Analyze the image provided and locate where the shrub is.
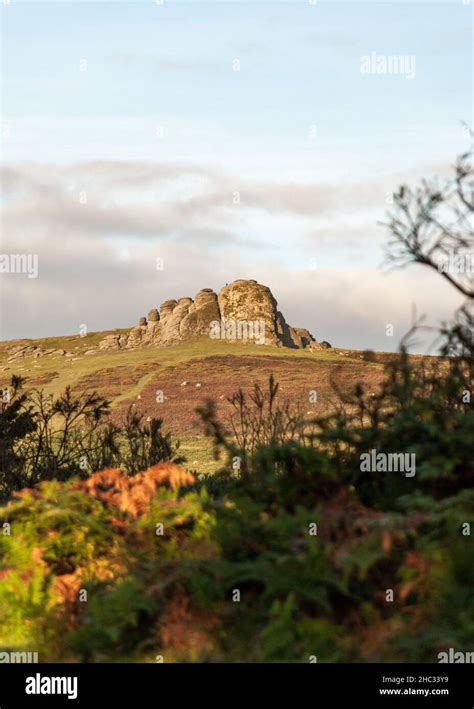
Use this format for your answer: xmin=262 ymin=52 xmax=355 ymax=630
xmin=0 ymin=383 xmax=183 ymax=499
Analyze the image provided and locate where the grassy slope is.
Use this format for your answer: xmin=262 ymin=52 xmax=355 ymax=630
xmin=0 ymin=331 xmax=428 ymax=474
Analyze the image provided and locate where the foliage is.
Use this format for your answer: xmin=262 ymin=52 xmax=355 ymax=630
xmin=384 ymin=149 xmax=473 ymax=297
xmin=0 ymin=383 xmax=182 ymax=499
xmin=0 ymin=376 xmax=37 ymax=496
xmin=0 ymin=464 xmax=216 ymax=661
xmin=197 ymin=374 xmax=310 ymax=479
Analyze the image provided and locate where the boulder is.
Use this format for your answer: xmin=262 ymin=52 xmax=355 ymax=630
xmin=98 ymin=335 xmax=121 ymax=351
xmin=179 ymin=289 xmax=220 ymax=339
xmin=126 ymin=327 xmax=144 ymax=349
xmin=158 ymin=300 xmax=177 ymax=325
xmin=159 ymin=298 xmax=193 ymax=345
xmin=217 ymin=279 xmax=283 ymax=346
xmin=289 ymin=327 xmax=316 ymax=349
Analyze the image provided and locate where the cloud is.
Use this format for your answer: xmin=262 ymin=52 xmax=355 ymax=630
xmin=1 ymin=161 xmax=234 ymax=241
xmin=0 ymin=159 xmax=462 ymax=351
xmin=2 ymin=159 xmax=434 ymax=245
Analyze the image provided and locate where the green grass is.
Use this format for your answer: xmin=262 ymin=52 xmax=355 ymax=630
xmin=178 ymin=435 xmax=222 ymax=475
xmin=0 ymin=334 xmax=354 ymax=397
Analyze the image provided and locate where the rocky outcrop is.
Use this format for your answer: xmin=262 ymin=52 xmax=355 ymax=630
xmin=6 ymin=344 xmax=74 ymax=361
xmin=97 ymin=279 xmax=331 ymax=352
xmin=98 ymin=333 xmax=129 ymax=351
xmin=289 ymin=327 xmax=317 ymax=349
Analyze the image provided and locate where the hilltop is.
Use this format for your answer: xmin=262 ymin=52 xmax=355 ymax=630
xmin=0 ymin=279 xmax=436 ymax=473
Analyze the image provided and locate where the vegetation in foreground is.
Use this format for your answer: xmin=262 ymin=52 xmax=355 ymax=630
xmin=0 ymin=302 xmax=472 ymax=662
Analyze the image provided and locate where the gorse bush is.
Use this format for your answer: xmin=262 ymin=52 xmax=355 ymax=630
xmin=0 ymin=375 xmax=37 ymax=495
xmin=0 ymin=381 xmax=182 ymax=499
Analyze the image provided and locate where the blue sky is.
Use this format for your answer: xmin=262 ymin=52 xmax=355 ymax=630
xmin=0 ymin=1 xmax=472 ymax=349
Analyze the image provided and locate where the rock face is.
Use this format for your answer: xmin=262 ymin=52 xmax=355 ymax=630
xmin=218 ymin=280 xmax=282 ymax=347
xmin=98 ymin=279 xmax=330 ymax=351
xmin=180 ymin=289 xmax=221 ymax=341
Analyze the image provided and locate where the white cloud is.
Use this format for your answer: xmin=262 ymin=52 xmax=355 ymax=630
xmin=0 ymin=159 xmax=464 ymax=351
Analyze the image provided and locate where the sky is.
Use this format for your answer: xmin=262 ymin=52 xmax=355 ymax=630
xmin=0 ymin=0 xmax=472 ymax=351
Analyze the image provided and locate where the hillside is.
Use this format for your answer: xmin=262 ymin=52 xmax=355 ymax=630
xmin=0 ymin=331 xmax=430 ymax=473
